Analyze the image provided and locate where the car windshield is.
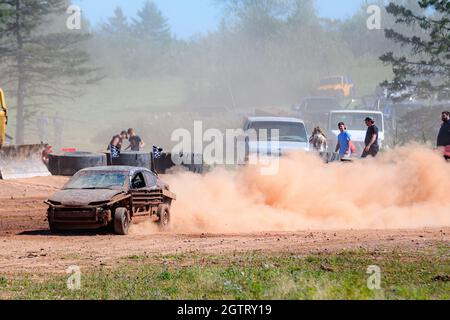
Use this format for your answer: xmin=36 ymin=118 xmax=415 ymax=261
xmin=329 ymin=113 xmax=384 ymax=131
xmin=64 ymin=171 xmax=127 ymax=190
xmin=247 ymin=121 xmax=308 ymax=142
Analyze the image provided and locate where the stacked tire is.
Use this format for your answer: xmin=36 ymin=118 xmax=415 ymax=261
xmin=49 ymin=150 xmax=206 ymax=176
xmin=107 ymin=151 xmax=152 ymax=170
xmin=48 ymin=152 xmax=107 ymax=176
xmin=152 ymin=153 xmax=204 ymax=174
xmin=152 ymin=152 xmax=176 ymax=174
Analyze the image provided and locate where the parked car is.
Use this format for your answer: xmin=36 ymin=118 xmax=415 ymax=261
xmin=243 ymin=117 xmax=310 ymax=157
xmin=292 ymin=96 xmax=342 ymax=131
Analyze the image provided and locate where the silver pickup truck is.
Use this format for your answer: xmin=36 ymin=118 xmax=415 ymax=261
xmin=243 ymin=117 xmax=310 ymax=156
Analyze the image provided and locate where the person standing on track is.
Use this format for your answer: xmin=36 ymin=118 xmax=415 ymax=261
xmin=335 ymin=122 xmax=352 ymax=159
xmin=437 ymin=111 xmax=450 ymax=160
xmin=309 ymin=127 xmax=328 ymax=152
xmin=362 ymin=117 xmax=379 ymax=158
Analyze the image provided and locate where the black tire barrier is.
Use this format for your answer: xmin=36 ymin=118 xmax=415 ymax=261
xmin=182 ymin=153 xmax=204 ymax=174
xmin=48 ymin=152 xmax=107 ymax=176
xmin=152 ymin=153 xmax=204 ymax=174
xmin=106 ymin=151 xmax=152 ymax=170
xmin=152 ymin=153 xmax=175 ymax=174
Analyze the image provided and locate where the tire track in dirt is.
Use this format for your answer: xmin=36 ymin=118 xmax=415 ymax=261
xmin=0 ymin=176 xmax=448 ymax=275
xmin=0 ymin=197 xmax=48 ymax=235
xmin=0 ymin=176 xmax=68 ymax=235
xmin=0 ymin=228 xmax=448 ymax=274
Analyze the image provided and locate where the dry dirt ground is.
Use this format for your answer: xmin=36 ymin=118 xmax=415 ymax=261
xmin=0 ymin=176 xmax=448 ymax=275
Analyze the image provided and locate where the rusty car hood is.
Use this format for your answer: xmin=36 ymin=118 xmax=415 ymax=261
xmin=48 ymin=189 xmax=126 ymax=207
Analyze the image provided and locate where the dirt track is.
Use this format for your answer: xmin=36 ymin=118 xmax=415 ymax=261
xmin=0 ymin=176 xmax=448 ymax=274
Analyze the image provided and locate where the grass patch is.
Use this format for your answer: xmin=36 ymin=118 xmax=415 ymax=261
xmin=1 ymin=248 xmax=448 ymax=300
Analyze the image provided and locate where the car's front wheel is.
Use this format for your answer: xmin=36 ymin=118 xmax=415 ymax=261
xmin=114 ymin=207 xmax=130 ymax=235
xmin=157 ymin=204 xmax=171 ymax=231
xmin=48 ymin=220 xmax=61 ymax=234
xmin=48 ymin=209 xmax=61 ymax=234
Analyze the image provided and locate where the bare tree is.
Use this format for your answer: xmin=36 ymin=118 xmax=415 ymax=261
xmin=0 ymin=0 xmax=99 ymax=144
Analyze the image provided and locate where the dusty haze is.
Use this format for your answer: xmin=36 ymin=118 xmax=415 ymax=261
xmin=131 ymin=145 xmax=450 ymax=234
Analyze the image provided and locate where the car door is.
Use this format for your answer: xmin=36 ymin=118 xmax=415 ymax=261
xmin=130 ymin=171 xmax=151 ymax=214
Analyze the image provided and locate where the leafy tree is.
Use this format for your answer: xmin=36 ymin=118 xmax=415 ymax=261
xmin=395 ymin=105 xmax=442 ymax=144
xmin=215 ymin=0 xmax=292 ymax=41
xmin=287 ymin=0 xmax=318 ymax=27
xmin=0 ymin=0 xmax=98 ymax=144
xmin=101 ymin=7 xmax=130 ymax=37
xmin=380 ymin=0 xmax=450 ymax=99
xmin=132 ymin=1 xmax=171 ymax=46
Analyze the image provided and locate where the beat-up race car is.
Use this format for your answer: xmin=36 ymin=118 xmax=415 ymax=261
xmin=45 ymin=166 xmax=176 ymax=235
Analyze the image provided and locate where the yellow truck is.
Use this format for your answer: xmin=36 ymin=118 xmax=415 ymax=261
xmin=0 ymin=87 xmax=51 ymax=179
xmin=318 ymin=76 xmax=355 ymax=98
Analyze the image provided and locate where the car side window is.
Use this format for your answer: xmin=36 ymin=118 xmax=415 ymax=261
xmin=131 ymin=172 xmax=146 ymax=189
xmin=144 ymin=172 xmax=157 ymax=187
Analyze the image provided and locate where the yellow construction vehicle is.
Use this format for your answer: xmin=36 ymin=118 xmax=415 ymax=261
xmin=318 ymin=75 xmax=355 ymax=98
xmin=0 ymin=88 xmax=7 ymax=147
xmin=0 ymin=87 xmax=51 ymax=180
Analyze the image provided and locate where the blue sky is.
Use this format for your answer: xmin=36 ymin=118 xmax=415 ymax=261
xmin=73 ymin=0 xmax=364 ymax=38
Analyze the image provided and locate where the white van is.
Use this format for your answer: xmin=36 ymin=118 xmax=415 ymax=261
xmin=328 ymin=110 xmax=385 ymax=156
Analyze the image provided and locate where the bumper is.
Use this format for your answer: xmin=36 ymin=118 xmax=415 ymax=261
xmin=47 ymin=206 xmax=112 ymax=230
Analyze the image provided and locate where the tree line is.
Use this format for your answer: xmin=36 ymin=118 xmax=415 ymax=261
xmin=0 ymin=0 xmax=448 ymax=144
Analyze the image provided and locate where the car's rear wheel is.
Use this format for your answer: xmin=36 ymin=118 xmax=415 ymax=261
xmin=114 ymin=207 xmax=130 ymax=235
xmin=157 ymin=204 xmax=171 ymax=230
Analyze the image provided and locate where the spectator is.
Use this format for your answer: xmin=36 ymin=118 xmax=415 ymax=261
xmin=362 ymin=117 xmax=380 ymax=158
xmin=41 ymin=145 xmax=53 ymax=166
xmin=437 ymin=111 xmax=450 ymax=160
xmin=107 ymin=130 xmax=128 ymax=151
xmin=118 ymin=130 xmax=128 ymax=150
xmin=309 ymin=127 xmax=328 ymax=152
xmin=109 ymin=135 xmax=121 ymax=159
xmin=126 ymin=128 xmax=145 ymax=152
xmin=335 ymin=122 xmax=352 ymax=159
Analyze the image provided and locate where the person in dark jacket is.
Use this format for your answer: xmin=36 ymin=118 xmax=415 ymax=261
xmin=361 ymin=117 xmax=379 ymax=158
xmin=437 ymin=111 xmax=450 ymax=160
xmin=126 ymin=128 xmax=145 ymax=152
